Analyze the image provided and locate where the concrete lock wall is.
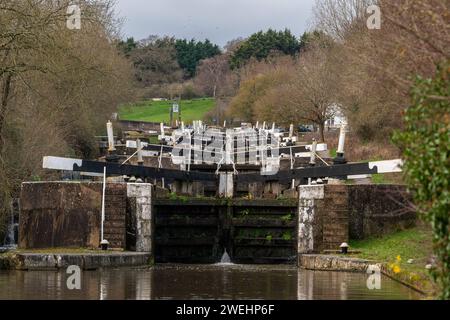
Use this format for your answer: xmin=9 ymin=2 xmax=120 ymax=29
xmin=298 ymin=185 xmax=349 ymax=254
xmin=298 ymin=184 xmax=417 ymax=254
xmin=126 ymin=183 xmax=152 ymax=252
xmin=19 ymin=182 xmax=153 ymax=252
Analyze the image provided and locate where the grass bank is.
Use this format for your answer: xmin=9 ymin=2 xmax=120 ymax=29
xmin=119 ymin=98 xmax=215 ymax=123
xmin=350 ymin=226 xmax=438 ymax=298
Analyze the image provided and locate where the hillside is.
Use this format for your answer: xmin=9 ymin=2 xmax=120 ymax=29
xmin=118 ymin=98 xmax=215 ymax=124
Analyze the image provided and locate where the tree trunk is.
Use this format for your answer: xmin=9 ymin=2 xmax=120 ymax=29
xmin=0 ymin=73 xmax=12 ymax=152
xmin=318 ymin=122 xmax=325 ymax=142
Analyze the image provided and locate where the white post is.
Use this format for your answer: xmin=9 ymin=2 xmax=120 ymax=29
xmin=225 ymin=132 xmax=232 ymax=165
xmin=160 ymin=122 xmax=165 ymax=137
xmin=310 ymin=139 xmax=317 ymax=166
xmin=106 ymin=121 xmax=115 ymax=152
xmin=255 ymin=121 xmax=259 ymax=129
xmin=271 ymin=122 xmax=275 ymax=132
xmin=101 ymin=166 xmax=106 ymax=242
xmin=219 ymin=131 xmax=234 ymax=199
xmin=263 ymin=121 xmax=266 ymax=130
xmin=334 ymin=122 xmax=348 ymax=164
xmin=219 ymin=172 xmax=234 ymax=198
xmin=187 ymin=130 xmax=192 ymax=171
xmin=337 ymin=122 xmax=347 ymax=156
xmin=181 ymin=121 xmax=185 ymax=131
xmin=289 ymin=124 xmax=294 ymax=138
xmin=137 ymin=139 xmax=143 ymax=165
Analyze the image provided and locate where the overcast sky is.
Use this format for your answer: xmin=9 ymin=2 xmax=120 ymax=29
xmin=115 ymin=0 xmax=316 ymax=47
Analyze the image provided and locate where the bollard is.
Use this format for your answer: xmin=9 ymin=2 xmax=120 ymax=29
xmin=340 ymin=242 xmax=349 ymax=254
xmin=101 ymin=239 xmax=109 ymax=251
xmin=334 ymin=123 xmax=348 ymax=164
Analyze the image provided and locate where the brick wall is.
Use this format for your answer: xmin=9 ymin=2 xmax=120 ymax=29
xmin=322 ymin=185 xmax=349 ymax=251
xmin=103 ymin=183 xmax=127 ymax=249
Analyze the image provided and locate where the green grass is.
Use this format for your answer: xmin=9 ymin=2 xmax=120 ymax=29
xmin=350 ymin=227 xmax=432 ymax=263
xmin=350 ymin=226 xmax=438 ymax=296
xmin=149 ymin=136 xmax=159 ymax=144
xmin=330 ymin=148 xmax=337 ymax=158
xmin=119 ymin=98 xmax=215 ymax=124
xmin=371 ymin=173 xmax=386 ymax=184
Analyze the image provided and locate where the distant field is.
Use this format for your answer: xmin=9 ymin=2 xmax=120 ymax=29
xmin=118 ymin=98 xmax=215 ymax=124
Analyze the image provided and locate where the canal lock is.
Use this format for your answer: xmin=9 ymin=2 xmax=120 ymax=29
xmin=152 ymin=199 xmax=298 ymax=264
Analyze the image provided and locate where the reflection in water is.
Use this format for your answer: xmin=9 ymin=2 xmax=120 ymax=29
xmin=99 ymin=271 xmax=108 ymax=300
xmin=0 ymin=264 xmax=421 ymax=300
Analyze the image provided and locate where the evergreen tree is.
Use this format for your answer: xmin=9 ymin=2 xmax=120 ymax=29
xmin=230 ymin=29 xmax=300 ymax=69
xmin=175 ymin=39 xmax=221 ymax=77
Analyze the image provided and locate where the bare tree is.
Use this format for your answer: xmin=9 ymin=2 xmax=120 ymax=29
xmin=129 ymin=36 xmax=183 ymax=86
xmin=313 ymin=0 xmax=376 ymax=40
xmin=195 ymin=54 xmax=231 ymax=98
xmin=256 ymin=45 xmax=339 ymax=142
xmin=227 ymin=62 xmax=294 ymax=122
xmin=312 ymin=0 xmax=449 ymax=140
xmin=290 ymin=50 xmax=339 ymax=142
xmin=0 ymin=0 xmax=134 ymax=230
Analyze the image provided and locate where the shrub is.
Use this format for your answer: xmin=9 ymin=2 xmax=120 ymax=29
xmin=393 ymin=61 xmax=450 ymax=299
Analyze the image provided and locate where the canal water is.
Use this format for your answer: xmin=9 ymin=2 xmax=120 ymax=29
xmin=0 ymin=264 xmax=421 ymax=300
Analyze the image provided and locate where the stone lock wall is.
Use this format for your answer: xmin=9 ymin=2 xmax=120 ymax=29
xmin=298 ymin=184 xmax=417 ymax=255
xmin=19 ymin=180 xmax=414 ymax=260
xmin=19 ymin=182 xmax=153 ymax=253
xmin=19 ymin=182 xmax=123 ymax=249
xmin=298 ymin=185 xmax=349 ymax=254
xmin=348 ymin=185 xmax=416 ymax=239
